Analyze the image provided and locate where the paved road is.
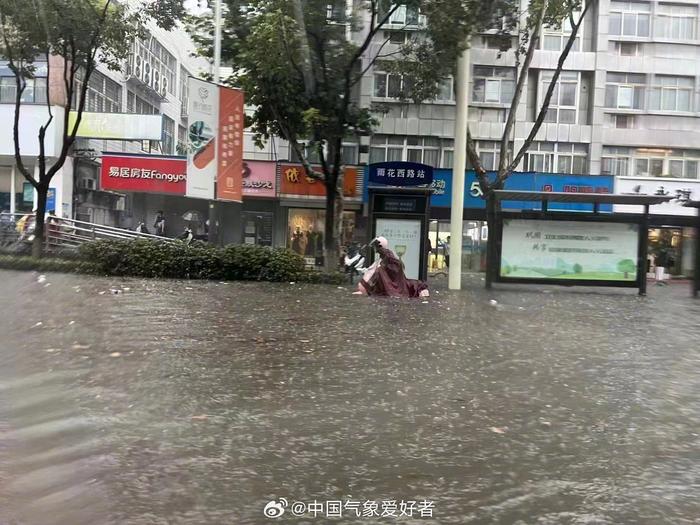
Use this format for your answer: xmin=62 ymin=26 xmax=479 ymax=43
xmin=1 ymin=270 xmax=699 ymax=524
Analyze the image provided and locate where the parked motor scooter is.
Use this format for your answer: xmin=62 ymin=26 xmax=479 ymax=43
xmin=344 ymin=242 xmax=368 ymax=284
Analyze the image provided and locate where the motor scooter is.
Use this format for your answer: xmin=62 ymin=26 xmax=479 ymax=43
xmin=343 ymin=242 xmax=369 ymax=284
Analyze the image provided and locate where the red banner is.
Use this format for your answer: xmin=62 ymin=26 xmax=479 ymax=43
xmin=101 ymin=154 xmax=187 ymax=195
xmin=279 ymin=164 xmax=358 ymax=197
xmin=216 ymin=87 xmax=245 ymax=202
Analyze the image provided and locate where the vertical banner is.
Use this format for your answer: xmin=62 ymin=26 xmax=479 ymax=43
xmin=216 ymin=87 xmax=244 ymax=202
xmin=186 ymin=78 xmax=218 ymax=199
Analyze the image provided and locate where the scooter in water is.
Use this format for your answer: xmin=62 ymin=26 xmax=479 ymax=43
xmin=344 ymin=242 xmax=368 ymax=284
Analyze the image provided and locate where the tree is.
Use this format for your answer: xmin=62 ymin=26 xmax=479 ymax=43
xmin=188 ymin=0 xmax=511 ymax=270
xmin=617 ymin=259 xmax=635 ymax=279
xmin=573 ymin=263 xmax=582 ymax=274
xmin=0 ymin=0 xmax=185 ymax=257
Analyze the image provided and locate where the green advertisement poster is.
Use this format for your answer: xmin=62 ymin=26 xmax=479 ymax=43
xmin=500 ymin=219 xmax=639 ymax=281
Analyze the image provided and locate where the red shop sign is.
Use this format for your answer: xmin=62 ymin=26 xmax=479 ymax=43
xmin=101 ymin=153 xmax=187 ymax=195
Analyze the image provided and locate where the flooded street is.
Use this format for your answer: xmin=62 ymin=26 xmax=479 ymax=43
xmin=1 ymin=269 xmax=699 ymax=524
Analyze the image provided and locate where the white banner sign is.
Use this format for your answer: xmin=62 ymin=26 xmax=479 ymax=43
xmin=501 ymin=219 xmax=639 ymax=281
xmin=375 ymin=218 xmax=422 ymax=280
xmin=68 ymin=112 xmax=162 ymax=140
xmin=186 ymin=77 xmax=219 ymax=199
xmin=614 ymin=177 xmax=700 ymax=216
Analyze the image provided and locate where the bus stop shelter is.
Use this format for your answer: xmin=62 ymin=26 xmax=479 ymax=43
xmin=485 ymin=190 xmax=674 ymax=296
xmin=683 ymin=200 xmax=700 ymax=297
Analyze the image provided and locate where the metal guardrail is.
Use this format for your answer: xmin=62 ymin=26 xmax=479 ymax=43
xmin=0 ymin=212 xmax=174 ymax=252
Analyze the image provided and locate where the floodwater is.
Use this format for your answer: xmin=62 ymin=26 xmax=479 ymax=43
xmin=0 ymin=269 xmax=699 ymax=524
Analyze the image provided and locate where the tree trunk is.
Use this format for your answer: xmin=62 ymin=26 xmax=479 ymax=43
xmin=324 ymin=186 xmax=339 ymax=272
xmin=32 ymin=183 xmax=48 ymax=258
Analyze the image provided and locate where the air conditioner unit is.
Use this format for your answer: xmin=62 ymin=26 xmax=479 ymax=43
xmin=160 ymin=77 xmax=168 ymax=97
xmin=80 ymin=178 xmax=96 ymax=190
xmin=153 ymin=70 xmax=160 ymax=93
xmin=134 ymin=55 xmax=142 ymax=78
xmin=142 ymin=62 xmax=151 ymax=86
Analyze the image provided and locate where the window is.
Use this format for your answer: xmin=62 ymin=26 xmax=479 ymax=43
xmin=369 ymin=135 xmax=448 ymax=167
xmin=605 ymin=72 xmax=645 ymax=109
xmin=75 ymin=70 xmax=122 ymax=113
xmin=541 ymin=71 xmax=578 ymax=124
xmin=609 ymin=1 xmax=651 ymax=37
xmin=607 ymin=114 xmax=636 ymax=128
xmin=656 ymin=4 xmax=697 ymax=40
xmin=162 ymin=115 xmax=175 ymax=155
xmin=341 ymin=144 xmax=359 ymax=165
xmin=542 ymin=13 xmax=582 ymax=51
xmin=177 ymin=124 xmax=187 ymax=155
xmin=527 ymin=142 xmax=588 ymax=174
xmin=326 ymin=2 xmax=346 ymax=23
xmin=472 ymin=66 xmax=515 ymax=104
xmin=436 ymin=77 xmax=454 ymax=102
xmin=649 ymin=76 xmax=693 ymax=112
xmin=127 ymin=91 xmax=159 ymax=115
xmin=385 ymin=30 xmax=407 ymax=44
xmin=373 ymin=65 xmax=405 ymax=98
xmin=602 ymin=146 xmax=700 ymax=178
xmin=609 ymin=41 xmax=641 ymax=55
xmin=0 ymin=60 xmax=48 ymax=104
xmin=386 ymin=4 xmax=420 ymax=26
xmin=179 ymin=66 xmax=189 ymax=105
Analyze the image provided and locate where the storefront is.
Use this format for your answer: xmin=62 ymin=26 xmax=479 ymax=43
xmin=279 ymin=163 xmax=362 ymax=267
xmin=614 ymin=176 xmax=698 ymax=278
xmin=241 ymin=160 xmax=277 ymax=246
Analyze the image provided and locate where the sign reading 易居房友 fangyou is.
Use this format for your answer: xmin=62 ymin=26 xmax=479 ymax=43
xmin=101 ymin=153 xmax=187 ymax=195
xmin=368 ymin=162 xmax=434 ymax=186
xmin=500 ymin=219 xmax=640 ymax=282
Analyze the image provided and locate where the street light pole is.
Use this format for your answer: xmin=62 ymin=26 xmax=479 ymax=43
xmin=209 ymin=0 xmax=222 ymax=244
xmin=449 ymin=43 xmax=470 ymax=290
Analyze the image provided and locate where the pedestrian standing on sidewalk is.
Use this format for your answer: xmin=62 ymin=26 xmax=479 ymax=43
xmin=154 ymin=211 xmax=166 ymax=236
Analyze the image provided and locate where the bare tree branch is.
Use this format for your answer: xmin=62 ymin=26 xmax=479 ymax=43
xmin=497 ymin=0 xmax=547 ymax=175
xmin=504 ymin=0 xmax=594 ymax=178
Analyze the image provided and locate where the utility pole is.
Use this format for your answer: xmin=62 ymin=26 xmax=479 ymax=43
xmin=449 ymin=43 xmax=470 ymax=290
xmin=208 ymin=0 xmax=222 ymax=244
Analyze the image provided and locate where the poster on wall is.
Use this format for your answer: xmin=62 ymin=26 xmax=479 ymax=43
xmin=374 ymin=218 xmax=422 ymax=280
xmin=500 ymin=219 xmax=639 ymax=281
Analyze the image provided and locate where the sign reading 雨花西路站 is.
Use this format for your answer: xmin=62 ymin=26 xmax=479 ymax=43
xmin=368 ymin=162 xmax=434 ymax=186
xmin=500 ymin=219 xmax=639 ymax=281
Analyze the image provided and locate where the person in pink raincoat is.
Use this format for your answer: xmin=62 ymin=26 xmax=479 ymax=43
xmin=355 ymin=237 xmax=429 ymax=298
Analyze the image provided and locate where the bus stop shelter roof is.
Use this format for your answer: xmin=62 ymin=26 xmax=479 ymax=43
xmin=493 ymin=190 xmax=674 ymax=206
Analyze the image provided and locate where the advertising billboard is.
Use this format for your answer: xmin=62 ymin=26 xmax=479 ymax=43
xmin=186 ymin=78 xmax=244 ymax=201
xmin=500 ymin=219 xmax=639 ymax=281
xmin=216 ymin=87 xmax=245 ymax=202
xmin=101 ymin=153 xmax=187 ymax=195
xmin=68 ymin=112 xmax=163 ymax=140
xmin=374 ymin=218 xmax=422 ymax=280
xmin=186 ymin=77 xmax=219 ymax=199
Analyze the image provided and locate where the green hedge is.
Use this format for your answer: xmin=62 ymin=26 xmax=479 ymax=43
xmin=77 ymin=239 xmax=345 ymax=284
xmin=0 ymin=255 xmax=98 ymax=274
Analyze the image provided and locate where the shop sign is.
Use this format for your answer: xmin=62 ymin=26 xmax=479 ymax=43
xmin=279 ymin=163 xmax=358 ymax=197
xmin=242 ymin=160 xmax=276 ymax=197
xmin=425 ymin=171 xmax=614 ymax=211
xmin=368 ymin=161 xmax=433 ymax=186
xmin=501 ymin=219 xmax=639 ymax=281
xmin=68 ymin=112 xmax=162 ymax=140
xmin=101 ymin=153 xmax=187 ymax=195
xmin=614 ymin=177 xmax=700 ymax=216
